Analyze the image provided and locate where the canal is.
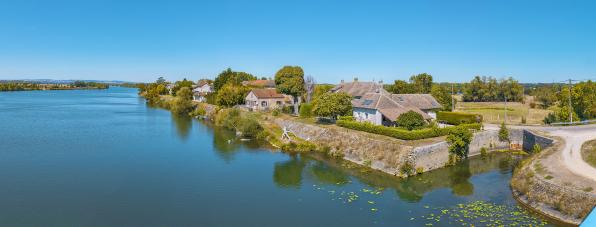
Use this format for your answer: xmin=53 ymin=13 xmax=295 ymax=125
xmin=0 ymin=87 xmax=573 ymax=226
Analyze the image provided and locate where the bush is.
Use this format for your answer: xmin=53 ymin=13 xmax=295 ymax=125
xmin=498 ymin=122 xmax=509 ymax=140
xmin=336 ymin=119 xmax=481 ymax=140
xmin=447 ymin=126 xmax=474 ymax=157
xmin=400 ymin=161 xmax=415 ymax=175
xmin=533 ymin=144 xmax=543 ymax=153
xmin=437 ymin=111 xmax=482 ymax=125
xmin=256 ymin=130 xmax=270 ymax=140
xmin=281 ymin=142 xmax=297 ymax=150
xmin=299 ymin=103 xmax=312 ymax=118
xmin=529 ymin=101 xmax=536 ymax=109
xmin=363 ymin=159 xmax=372 ymax=167
xmin=416 ymin=167 xmax=424 ymax=174
xmin=321 ymin=145 xmax=331 ymax=153
xmin=542 ymin=112 xmax=557 ymax=124
xmin=339 ymin=116 xmax=355 ymax=121
xmin=521 ymin=116 xmax=527 ymax=124
xmin=297 ymin=141 xmax=317 ymax=151
xmin=190 ymin=107 xmax=206 ymax=116
xmin=240 ymin=117 xmax=263 ymax=138
xmin=333 ymin=151 xmax=345 ymax=158
xmin=271 ymin=108 xmax=281 ymax=116
xmin=396 ymin=110 xmax=425 ymax=130
xmin=481 ymin=147 xmax=487 ymax=156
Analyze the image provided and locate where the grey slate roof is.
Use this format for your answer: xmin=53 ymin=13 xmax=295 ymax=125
xmin=330 ymin=81 xmax=390 ymax=98
xmin=354 ymin=93 xmax=442 ymax=110
xmin=378 ymin=108 xmax=434 ymax=121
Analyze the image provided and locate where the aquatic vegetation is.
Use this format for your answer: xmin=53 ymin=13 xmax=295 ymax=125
xmin=417 ymin=201 xmax=548 ymax=226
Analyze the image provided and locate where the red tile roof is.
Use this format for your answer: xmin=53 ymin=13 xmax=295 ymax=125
xmin=247 ymin=89 xmax=284 ymax=98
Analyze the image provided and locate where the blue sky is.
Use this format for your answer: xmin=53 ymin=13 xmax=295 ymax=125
xmin=1 ymin=0 xmax=595 ymax=84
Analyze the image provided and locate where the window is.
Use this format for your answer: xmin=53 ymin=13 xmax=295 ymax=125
xmin=366 ymin=100 xmax=373 ymax=105
xmin=276 ymin=101 xmax=282 ymax=105
xmin=365 ymin=113 xmax=369 ymax=119
xmin=361 ymin=100 xmax=368 ymax=105
xmin=398 ymin=97 xmax=404 ymax=101
xmin=431 ymin=102 xmax=436 ymax=106
xmin=262 ymin=101 xmax=267 ymax=107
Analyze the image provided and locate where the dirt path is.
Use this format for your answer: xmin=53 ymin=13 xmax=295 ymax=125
xmin=486 ymin=123 xmax=596 ymax=181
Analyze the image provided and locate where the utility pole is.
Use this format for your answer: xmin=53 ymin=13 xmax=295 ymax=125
xmin=569 ymin=79 xmax=572 ymax=122
xmin=504 ymin=92 xmax=507 ymax=125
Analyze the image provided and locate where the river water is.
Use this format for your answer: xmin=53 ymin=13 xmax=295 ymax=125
xmin=0 ymin=87 xmax=573 ymax=226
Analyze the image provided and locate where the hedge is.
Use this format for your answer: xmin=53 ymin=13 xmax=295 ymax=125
xmin=336 ymin=120 xmax=481 ymax=140
xmin=339 ymin=116 xmax=355 ymax=121
xmin=437 ymin=111 xmax=483 ymax=125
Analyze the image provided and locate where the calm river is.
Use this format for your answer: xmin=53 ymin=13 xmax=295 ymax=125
xmin=0 ymin=87 xmax=573 ymax=226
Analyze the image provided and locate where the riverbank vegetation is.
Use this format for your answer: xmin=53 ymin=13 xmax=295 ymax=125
xmin=581 ymin=139 xmax=596 ymax=169
xmin=0 ymin=80 xmax=110 ymax=91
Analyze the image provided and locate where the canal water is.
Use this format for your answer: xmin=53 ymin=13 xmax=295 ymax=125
xmin=0 ymin=87 xmax=574 ymax=226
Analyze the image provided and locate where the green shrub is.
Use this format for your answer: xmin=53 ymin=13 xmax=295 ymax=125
xmin=333 ymin=151 xmax=345 ymax=158
xmin=447 ymin=126 xmax=474 ymax=157
xmin=321 ymin=145 xmax=331 ymax=153
xmin=521 ymin=116 xmax=527 ymax=124
xmin=363 ymin=159 xmax=372 ymax=167
xmin=533 ymin=144 xmax=543 ymax=153
xmin=396 ymin=110 xmax=425 ymax=130
xmin=545 ymin=175 xmax=554 ymax=180
xmin=297 ymin=141 xmax=317 ymax=151
xmin=529 ymin=101 xmax=536 ymax=109
xmin=416 ymin=167 xmax=424 ymax=174
xmin=542 ymin=112 xmax=557 ymax=124
xmin=339 ymin=116 xmax=355 ymax=121
xmin=400 ymin=161 xmax=415 ymax=175
xmin=281 ymin=142 xmax=298 ymax=150
xmin=481 ymin=147 xmax=487 ymax=156
xmin=498 ymin=122 xmax=509 ymax=140
xmin=240 ymin=117 xmax=264 ymax=138
xmin=256 ymin=130 xmax=270 ymax=140
xmin=585 ymin=187 xmax=593 ymax=192
xmin=190 ymin=106 xmax=206 ymax=116
xmin=299 ymin=103 xmax=312 ymax=118
xmin=271 ymin=108 xmax=281 ymax=116
xmin=336 ymin=120 xmax=481 ymax=140
xmin=437 ymin=111 xmax=482 ymax=125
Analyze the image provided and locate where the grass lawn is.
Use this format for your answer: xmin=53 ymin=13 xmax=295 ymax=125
xmin=455 ymin=95 xmax=559 ymax=125
xmin=582 ymin=139 xmax=596 ymax=168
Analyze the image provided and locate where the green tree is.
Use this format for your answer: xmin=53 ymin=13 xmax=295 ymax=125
xmin=261 ymin=77 xmax=267 ymax=80
xmin=74 ymin=81 xmax=86 ymax=87
xmin=396 ymin=110 xmax=425 ymax=130
xmin=171 ymin=87 xmax=193 ymax=115
xmin=216 ymin=81 xmax=240 ymax=107
xmin=556 ymin=106 xmax=580 ymax=122
xmin=430 ymin=85 xmax=457 ymax=112
xmin=156 ymin=84 xmax=167 ymax=95
xmin=275 ymin=66 xmax=306 ymax=115
xmin=498 ymin=122 xmax=509 ymax=141
xmin=237 ymin=72 xmax=256 ymax=82
xmin=299 ymin=103 xmax=312 ymax=118
xmin=387 ymin=79 xmax=417 ymax=94
xmin=214 ymin=68 xmax=238 ymax=92
xmin=536 ymin=86 xmax=556 ymax=109
xmin=156 ymin=77 xmax=165 ymax=85
xmin=409 ymin=73 xmax=433 ymax=94
xmin=542 ymin=112 xmax=557 ymax=124
xmin=311 ymin=92 xmax=353 ymax=118
xmin=171 ymin=78 xmax=195 ymax=97
xmin=446 ymin=126 xmax=474 ymax=158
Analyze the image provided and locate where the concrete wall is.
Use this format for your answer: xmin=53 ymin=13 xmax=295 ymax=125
xmin=410 ymin=142 xmax=450 ymax=172
xmin=523 ymin=130 xmax=557 ymax=152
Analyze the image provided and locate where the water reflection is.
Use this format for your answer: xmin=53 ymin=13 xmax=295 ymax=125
xmin=270 ymin=151 xmax=525 ymax=203
xmin=172 ymin=115 xmax=192 ymax=141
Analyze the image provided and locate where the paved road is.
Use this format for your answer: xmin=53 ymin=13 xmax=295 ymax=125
xmin=485 ymin=123 xmax=596 ymax=181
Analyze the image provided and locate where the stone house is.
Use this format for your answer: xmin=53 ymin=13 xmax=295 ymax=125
xmin=330 ymin=78 xmax=390 ymax=102
xmin=245 ymin=89 xmax=293 ymax=110
xmin=242 ymin=78 xmax=276 ymax=89
xmin=166 ymin=83 xmax=178 ymax=95
xmin=192 ymin=81 xmax=214 ymax=102
xmin=352 ymin=93 xmax=442 ymax=126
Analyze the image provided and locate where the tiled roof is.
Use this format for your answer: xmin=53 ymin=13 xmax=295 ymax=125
xmin=378 ymin=108 xmax=434 ymax=121
xmin=354 ymin=93 xmax=442 ymax=110
xmin=390 ymin=94 xmax=442 ymax=110
xmin=193 ymin=92 xmax=208 ymax=96
xmin=243 ymin=80 xmax=276 ymax=87
xmin=247 ymin=89 xmax=284 ymax=98
xmin=330 ymin=81 xmax=390 ymax=97
xmin=283 ymin=97 xmax=291 ymax=102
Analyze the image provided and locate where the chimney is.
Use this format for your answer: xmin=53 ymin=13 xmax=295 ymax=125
xmin=341 ymin=79 xmax=344 ymax=83
xmin=354 ymin=78 xmax=358 ymax=83
xmin=379 ymin=79 xmax=383 ymax=88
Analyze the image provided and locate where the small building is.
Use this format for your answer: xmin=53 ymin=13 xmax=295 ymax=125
xmin=245 ymin=89 xmax=292 ymax=110
xmin=242 ymin=78 xmax=276 ymax=89
xmin=166 ymin=83 xmax=178 ymax=95
xmin=352 ymin=93 xmax=442 ymax=126
xmin=192 ymin=81 xmax=214 ymax=102
xmin=330 ymin=78 xmax=390 ymax=102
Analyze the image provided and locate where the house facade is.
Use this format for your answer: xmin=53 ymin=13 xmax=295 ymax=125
xmin=245 ymin=89 xmax=292 ymax=110
xmin=352 ymin=93 xmax=442 ymax=126
xmin=192 ymin=81 xmax=214 ymax=102
xmin=166 ymin=83 xmax=178 ymax=95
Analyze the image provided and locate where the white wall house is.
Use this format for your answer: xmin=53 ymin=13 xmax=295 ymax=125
xmin=192 ymin=82 xmax=214 ymax=102
xmin=351 ymin=93 xmax=440 ymax=126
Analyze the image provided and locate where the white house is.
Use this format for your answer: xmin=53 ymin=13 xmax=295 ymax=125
xmin=192 ymin=81 xmax=214 ymax=102
xmin=352 ymin=92 xmax=442 ymax=126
